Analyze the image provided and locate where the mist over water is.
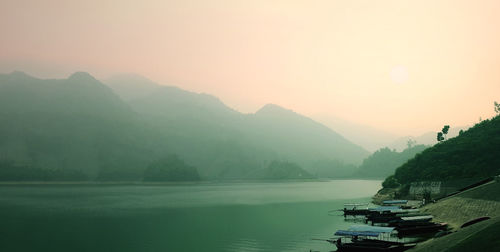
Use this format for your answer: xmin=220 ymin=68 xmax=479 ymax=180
xmin=0 ymin=180 xmax=381 ymax=252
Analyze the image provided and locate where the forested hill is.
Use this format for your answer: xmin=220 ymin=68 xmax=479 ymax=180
xmin=0 ymin=71 xmax=169 ymax=180
xmin=0 ymin=71 xmax=369 ymax=181
xmin=355 ymin=145 xmax=428 ymax=179
xmin=383 ymin=115 xmax=500 ymax=187
xmin=107 ymin=74 xmax=369 ymax=171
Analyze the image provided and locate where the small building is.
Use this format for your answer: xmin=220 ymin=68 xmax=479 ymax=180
xmin=409 ymin=181 xmax=441 ymax=198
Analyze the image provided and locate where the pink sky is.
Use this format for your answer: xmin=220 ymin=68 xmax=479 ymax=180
xmin=1 ymin=0 xmax=499 ymax=135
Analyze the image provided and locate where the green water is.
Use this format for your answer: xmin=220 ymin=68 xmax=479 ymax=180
xmin=0 ymin=180 xmax=381 ymax=252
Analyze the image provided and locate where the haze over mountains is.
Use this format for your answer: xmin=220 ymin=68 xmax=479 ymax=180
xmin=318 ymin=114 xmax=468 ymax=152
xmin=0 ymin=71 xmax=371 ymax=180
xmin=387 ymin=126 xmax=468 ymax=151
xmin=106 ymin=74 xmax=370 ymax=177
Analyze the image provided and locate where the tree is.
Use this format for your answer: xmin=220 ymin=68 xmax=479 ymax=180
xmin=495 ymin=101 xmax=500 ymax=114
xmin=437 ymin=125 xmax=450 ymax=142
xmin=382 ymin=175 xmax=400 ymax=188
xmin=442 ymin=125 xmax=450 ymax=140
xmin=437 ymin=132 xmax=444 ymax=142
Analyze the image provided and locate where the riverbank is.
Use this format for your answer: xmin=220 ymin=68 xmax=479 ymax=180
xmin=408 ymin=180 xmax=500 ymax=251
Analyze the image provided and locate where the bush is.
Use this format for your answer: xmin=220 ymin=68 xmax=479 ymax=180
xmin=382 ymin=175 xmax=400 ymax=188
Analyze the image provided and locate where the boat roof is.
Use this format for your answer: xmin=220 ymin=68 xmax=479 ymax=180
xmin=334 ymin=226 xmax=395 ymax=237
xmin=344 ymin=203 xmax=369 ymax=206
xmin=369 ymin=206 xmax=401 ymax=212
xmin=334 ymin=230 xmax=380 ymax=237
xmin=400 ymin=215 xmax=433 ymax=221
xmin=369 ymin=206 xmax=420 ymax=213
xmin=383 ymin=200 xmax=408 ymax=204
xmin=348 ymin=225 xmax=395 ymax=233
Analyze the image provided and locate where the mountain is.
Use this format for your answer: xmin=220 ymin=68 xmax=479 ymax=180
xmin=316 ymin=114 xmax=470 ymax=153
xmin=0 ymin=71 xmax=168 ymax=180
xmin=247 ymin=104 xmax=369 ymax=166
xmin=0 ymin=71 xmax=370 ymax=181
xmin=388 ymin=126 xmax=469 ymax=151
xmin=355 ymin=145 xmax=428 ymax=178
xmin=107 ymin=74 xmax=370 ymax=176
xmin=314 ymin=115 xmax=400 ymax=152
xmin=383 ymin=115 xmax=500 ymax=188
xmin=105 ymin=74 xmax=162 ymax=101
xmin=245 ymin=161 xmax=314 ymax=180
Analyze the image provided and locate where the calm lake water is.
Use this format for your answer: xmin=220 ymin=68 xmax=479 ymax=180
xmin=0 ymin=180 xmax=381 ymax=252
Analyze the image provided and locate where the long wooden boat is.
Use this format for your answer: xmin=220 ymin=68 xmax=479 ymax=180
xmin=331 ymin=226 xmax=416 ymax=251
xmin=366 ymin=209 xmax=422 ymax=224
xmin=334 ymin=239 xmax=417 ymax=252
xmin=387 ymin=215 xmax=433 ymax=225
xmin=396 ymin=222 xmax=448 ymax=237
xmin=342 ymin=203 xmax=371 ymax=216
xmin=344 ymin=209 xmax=371 ymax=216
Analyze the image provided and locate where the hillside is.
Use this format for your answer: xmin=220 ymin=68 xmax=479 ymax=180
xmin=0 ymin=72 xmax=168 ymax=180
xmin=244 ymin=161 xmax=314 ymax=180
xmin=355 ymin=145 xmax=428 ymax=178
xmin=314 ymin=115 xmax=400 ymax=152
xmin=247 ymin=104 xmax=369 ymax=166
xmin=388 ymin=126 xmax=468 ymax=152
xmin=383 ymin=115 xmax=500 ymax=187
xmin=0 ymin=72 xmax=369 ymax=181
xmin=409 ymin=181 xmax=500 ymax=251
xmin=107 ymin=74 xmax=369 ymax=177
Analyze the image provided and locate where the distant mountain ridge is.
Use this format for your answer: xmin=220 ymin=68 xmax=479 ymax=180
xmin=0 ymin=71 xmax=369 ymax=181
xmin=106 ymin=74 xmax=369 ymax=167
xmin=0 ymin=71 xmax=163 ymax=179
xmin=387 ymin=126 xmax=469 ymax=151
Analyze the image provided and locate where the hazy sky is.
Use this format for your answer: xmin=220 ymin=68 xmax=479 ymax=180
xmin=1 ymin=0 xmax=499 ymax=135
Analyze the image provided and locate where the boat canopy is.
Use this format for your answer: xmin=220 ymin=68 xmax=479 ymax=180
xmin=344 ymin=203 xmax=369 ymax=207
xmin=400 ymin=215 xmax=433 ymax=221
xmin=348 ymin=225 xmax=395 ymax=233
xmin=383 ymin=200 xmax=408 ymax=205
xmin=335 ymin=225 xmax=395 ymax=237
xmin=334 ymin=230 xmax=380 ymax=237
xmin=369 ymin=206 xmax=401 ymax=212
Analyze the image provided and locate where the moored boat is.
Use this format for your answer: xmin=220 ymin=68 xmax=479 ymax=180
xmin=342 ymin=203 xmax=371 ymax=216
xmin=396 ymin=222 xmax=448 ymax=237
xmin=329 ymin=226 xmax=416 ymax=251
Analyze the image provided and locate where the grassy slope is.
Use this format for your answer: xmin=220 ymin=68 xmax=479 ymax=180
xmin=447 ymin=218 xmax=500 ymax=252
xmin=410 ymin=180 xmax=500 ymax=251
xmin=411 ymin=217 xmax=500 ymax=252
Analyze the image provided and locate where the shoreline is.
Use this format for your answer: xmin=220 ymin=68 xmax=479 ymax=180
xmin=0 ymin=178 xmax=382 ymax=186
xmin=405 ymin=181 xmax=500 ymax=251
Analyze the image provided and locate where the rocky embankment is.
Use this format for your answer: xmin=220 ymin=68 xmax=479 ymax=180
xmin=372 ymin=187 xmax=398 ymax=205
xmin=407 ymin=181 xmax=500 ymax=251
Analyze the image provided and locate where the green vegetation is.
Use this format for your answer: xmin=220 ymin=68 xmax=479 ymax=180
xmin=446 ymin=219 xmax=500 ymax=252
xmin=0 ymin=72 xmax=368 ymax=181
xmin=437 ymin=125 xmax=450 ymax=142
xmin=143 ymin=155 xmax=200 ymax=181
xmin=355 ymin=145 xmax=428 ymax=178
xmin=310 ymin=159 xmax=357 ymax=178
xmin=381 ymin=175 xmax=399 ymax=188
xmin=383 ymin=115 xmax=500 ymax=188
xmin=0 ymin=160 xmax=88 ymax=181
xmin=245 ymin=161 xmax=314 ymax=180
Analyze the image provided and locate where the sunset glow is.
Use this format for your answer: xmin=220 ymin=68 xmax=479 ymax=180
xmin=1 ymin=0 xmax=499 ymax=135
